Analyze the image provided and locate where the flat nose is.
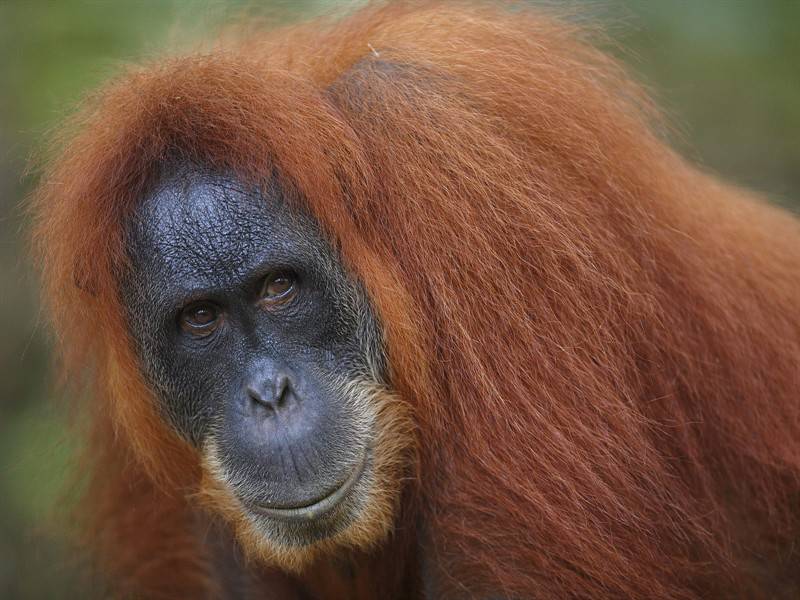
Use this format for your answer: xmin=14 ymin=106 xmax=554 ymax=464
xmin=246 ymin=370 xmax=297 ymax=415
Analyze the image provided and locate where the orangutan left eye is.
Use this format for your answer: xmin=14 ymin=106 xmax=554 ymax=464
xmin=259 ymin=271 xmax=296 ymax=304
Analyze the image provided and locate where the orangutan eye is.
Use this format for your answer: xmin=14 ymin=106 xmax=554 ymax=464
xmin=259 ymin=271 xmax=296 ymax=304
xmin=179 ymin=302 xmax=220 ymax=335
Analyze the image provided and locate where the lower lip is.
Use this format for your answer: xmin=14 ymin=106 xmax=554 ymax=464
xmin=247 ymin=451 xmax=368 ymax=523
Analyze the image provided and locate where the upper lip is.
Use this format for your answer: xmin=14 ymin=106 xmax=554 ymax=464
xmin=247 ymin=450 xmax=368 ymax=522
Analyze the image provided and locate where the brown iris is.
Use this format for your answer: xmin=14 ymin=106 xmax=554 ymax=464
xmin=179 ymin=302 xmax=220 ymax=335
xmin=259 ymin=271 xmax=296 ymax=305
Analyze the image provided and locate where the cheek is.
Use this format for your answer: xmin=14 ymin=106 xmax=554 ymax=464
xmin=147 ymin=336 xmax=237 ymax=443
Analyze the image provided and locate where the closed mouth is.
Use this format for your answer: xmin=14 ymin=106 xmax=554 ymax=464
xmin=247 ymin=450 xmax=368 ymax=523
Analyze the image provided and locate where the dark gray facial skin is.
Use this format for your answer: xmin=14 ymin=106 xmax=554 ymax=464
xmin=122 ymin=166 xmax=386 ymax=544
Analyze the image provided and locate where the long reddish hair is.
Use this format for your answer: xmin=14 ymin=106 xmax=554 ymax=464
xmin=33 ymin=2 xmax=800 ymax=598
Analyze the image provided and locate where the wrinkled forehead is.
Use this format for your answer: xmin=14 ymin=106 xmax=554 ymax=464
xmin=125 ymin=169 xmax=323 ymax=284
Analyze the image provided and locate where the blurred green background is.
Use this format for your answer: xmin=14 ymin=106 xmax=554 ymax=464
xmin=0 ymin=1 xmax=798 ymax=597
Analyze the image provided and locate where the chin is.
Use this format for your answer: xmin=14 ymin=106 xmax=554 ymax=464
xmin=198 ymin=386 xmax=413 ymax=573
xmin=243 ymin=447 xmax=372 ymax=545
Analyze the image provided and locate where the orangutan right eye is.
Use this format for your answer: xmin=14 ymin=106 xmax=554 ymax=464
xmin=179 ymin=302 xmax=221 ymax=336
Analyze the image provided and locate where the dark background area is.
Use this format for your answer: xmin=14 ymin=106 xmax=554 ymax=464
xmin=0 ymin=1 xmax=798 ymax=597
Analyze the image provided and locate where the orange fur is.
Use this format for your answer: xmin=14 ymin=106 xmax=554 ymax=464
xmin=33 ymin=2 xmax=800 ymax=598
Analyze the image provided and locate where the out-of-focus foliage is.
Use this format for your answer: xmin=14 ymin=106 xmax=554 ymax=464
xmin=0 ymin=1 xmax=797 ymax=597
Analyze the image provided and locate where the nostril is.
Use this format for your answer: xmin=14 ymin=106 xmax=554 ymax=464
xmin=274 ymin=374 xmax=290 ymax=409
xmin=247 ymin=373 xmax=296 ymax=415
xmin=247 ymin=384 xmax=276 ymax=414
